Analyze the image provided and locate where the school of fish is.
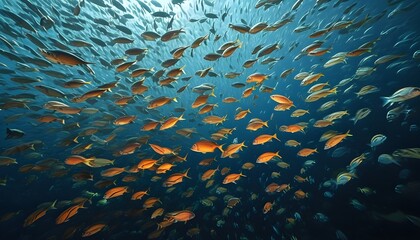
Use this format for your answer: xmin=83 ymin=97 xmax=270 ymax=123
xmin=1 ymin=0 xmax=420 ymax=239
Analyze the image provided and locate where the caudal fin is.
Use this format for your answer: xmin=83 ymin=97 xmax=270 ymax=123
xmin=381 ymin=97 xmax=391 ymax=107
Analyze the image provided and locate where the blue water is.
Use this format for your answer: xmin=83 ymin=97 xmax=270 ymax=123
xmin=1 ymin=0 xmax=420 ymax=239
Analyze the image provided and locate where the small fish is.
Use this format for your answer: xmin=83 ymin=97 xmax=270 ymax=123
xmin=40 ymin=49 xmax=92 ymax=66
xmin=370 ymin=134 xmax=387 ymax=148
xmin=5 ymin=128 xmax=25 ymax=139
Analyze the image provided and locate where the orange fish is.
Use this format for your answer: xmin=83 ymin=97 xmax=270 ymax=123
xmin=278 ymin=184 xmax=291 ymax=192
xmin=82 ymin=223 xmax=107 ymax=237
xmin=253 ymin=133 xmax=280 ymax=145
xmin=65 ymin=155 xmax=95 ymax=167
xmin=147 ymin=96 xmax=177 ymax=109
xmin=160 ymin=114 xmax=185 ymax=130
xmin=270 ymin=94 xmax=293 ymax=105
xmin=202 ymin=115 xmax=227 ymax=125
xmin=324 ymin=130 xmax=352 ymax=150
xmin=165 ymin=210 xmax=195 ymax=223
xmin=313 ymin=120 xmax=334 ymax=128
xmin=201 ymin=166 xmax=219 ymax=181
xmin=114 ymin=115 xmax=136 ymax=125
xmin=274 ymin=103 xmax=295 ymax=111
xmin=279 ymin=124 xmax=306 ymax=133
xmin=246 ymin=72 xmax=271 ymax=84
xmin=116 ymin=60 xmax=137 ymax=72
xmin=131 ymin=79 xmax=148 ymax=95
xmin=242 ymin=86 xmax=255 ymax=98
xmin=104 ymin=186 xmax=129 ymax=199
xmin=198 ymin=103 xmax=218 ymax=114
xmin=143 ymin=197 xmax=161 ymax=209
xmin=100 ymin=167 xmax=126 ymax=177
xmin=263 ymin=202 xmax=273 ymax=214
xmin=221 ymin=141 xmax=246 ymax=158
xmin=223 ymin=172 xmax=246 ymax=184
xmin=265 ymin=183 xmax=281 ymax=193
xmin=294 ymin=175 xmax=308 ymax=183
xmin=222 ymin=97 xmax=239 ymax=103
xmin=156 ymin=163 xmax=175 ymax=174
xmin=346 ymin=48 xmax=371 ymax=57
xmin=192 ymin=91 xmax=215 ymax=108
xmin=162 ymin=168 xmax=190 ymax=187
xmin=149 ymin=143 xmax=176 ymax=155
xmin=151 ymin=208 xmax=165 ymax=219
xmin=198 ymin=157 xmax=217 ymax=166
xmin=294 ymin=189 xmax=308 ymax=199
xmin=191 ymin=140 xmax=224 ymax=153
xmin=297 ymin=148 xmax=318 ymax=157
xmin=131 ymin=189 xmax=149 ymax=200
xmin=137 ymin=159 xmax=159 ymax=170
xmin=141 ymin=120 xmax=160 ymax=131
xmin=23 ymin=200 xmax=56 ymax=227
xmin=246 ymin=118 xmax=269 ymax=131
xmin=256 ymin=151 xmax=281 ymax=163
xmin=56 ymin=202 xmax=86 ymax=224
xmin=235 ymin=109 xmax=251 ymax=120
xmin=117 ymin=142 xmax=141 ymax=156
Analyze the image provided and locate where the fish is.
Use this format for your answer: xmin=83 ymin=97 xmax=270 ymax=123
xmin=40 ymin=49 xmax=93 ymax=66
xmin=0 ymin=0 xmax=418 ymax=238
xmin=5 ymin=128 xmax=25 ymax=139
xmin=324 ymin=131 xmax=352 ymax=150
xmin=56 ymin=202 xmax=86 ymax=224
xmin=24 ymin=200 xmax=57 ymax=227
xmin=370 ymin=134 xmax=387 ymax=148
xmin=351 ymin=108 xmax=371 ymax=124
xmin=381 ymin=87 xmax=420 ymax=106
xmin=191 ymin=140 xmax=224 ymax=154
xmin=82 ymin=224 xmax=107 ymax=237
xmin=256 ymin=151 xmax=281 ymax=163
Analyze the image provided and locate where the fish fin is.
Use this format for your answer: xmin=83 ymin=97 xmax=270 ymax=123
xmin=49 ymin=200 xmax=58 ymax=210
xmin=381 ymin=97 xmax=391 ymax=107
xmin=217 ymin=143 xmax=225 ymax=153
xmin=182 ymin=168 xmax=191 ymax=179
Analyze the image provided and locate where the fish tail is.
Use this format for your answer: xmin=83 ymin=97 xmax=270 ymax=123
xmin=29 ymin=144 xmax=36 ymax=151
xmin=184 ymin=168 xmax=191 ymax=179
xmin=84 ymin=157 xmax=95 ymax=167
xmin=49 ymin=200 xmax=58 ymax=210
xmin=172 ymin=97 xmax=178 ymax=103
xmin=263 ymin=121 xmax=269 ymax=127
xmin=273 ymin=133 xmax=280 ymax=142
xmin=217 ymin=144 xmax=225 ymax=153
xmin=178 ymin=114 xmax=186 ymax=121
xmin=210 ymin=89 xmax=216 ymax=97
xmin=381 ymin=97 xmax=391 ymax=107
xmin=6 ymin=128 xmax=11 ymax=139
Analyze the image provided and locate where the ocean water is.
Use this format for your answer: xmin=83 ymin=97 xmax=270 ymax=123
xmin=0 ymin=0 xmax=420 ymax=239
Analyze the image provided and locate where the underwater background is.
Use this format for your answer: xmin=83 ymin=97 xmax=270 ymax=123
xmin=1 ymin=0 xmax=420 ymax=239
